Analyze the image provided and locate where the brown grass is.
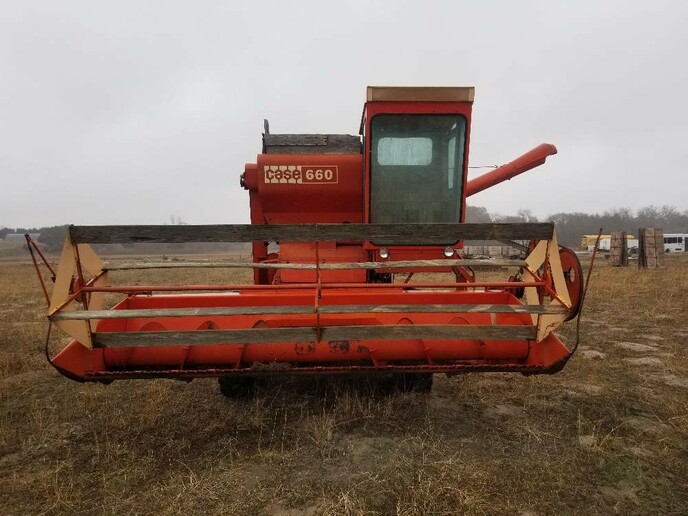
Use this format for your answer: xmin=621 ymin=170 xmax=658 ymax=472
xmin=1 ymin=253 xmax=687 ymax=514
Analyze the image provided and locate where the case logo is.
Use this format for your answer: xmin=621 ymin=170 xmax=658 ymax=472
xmin=264 ymin=165 xmax=338 ymax=184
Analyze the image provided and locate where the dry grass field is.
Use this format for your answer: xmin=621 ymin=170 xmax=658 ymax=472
xmin=1 ymin=251 xmax=687 ymax=514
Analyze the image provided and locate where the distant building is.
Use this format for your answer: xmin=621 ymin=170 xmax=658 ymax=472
xmin=580 ymin=234 xmax=637 ymax=252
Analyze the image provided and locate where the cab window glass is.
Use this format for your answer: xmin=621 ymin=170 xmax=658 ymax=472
xmin=370 ymin=114 xmax=466 ymax=224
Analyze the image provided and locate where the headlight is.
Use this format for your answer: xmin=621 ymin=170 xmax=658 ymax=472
xmin=379 ymin=247 xmax=390 ymax=259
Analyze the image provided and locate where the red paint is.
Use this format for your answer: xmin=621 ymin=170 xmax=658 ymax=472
xmin=252 ymin=154 xmax=364 ymax=224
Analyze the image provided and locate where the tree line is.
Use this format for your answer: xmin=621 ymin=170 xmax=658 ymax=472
xmin=3 ymin=205 xmax=687 ymax=250
xmin=0 ymin=225 xmax=67 ymax=250
xmin=465 ymin=205 xmax=687 ymax=247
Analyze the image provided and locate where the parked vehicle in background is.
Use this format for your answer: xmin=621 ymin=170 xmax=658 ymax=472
xmin=663 ymin=233 xmax=688 ymax=252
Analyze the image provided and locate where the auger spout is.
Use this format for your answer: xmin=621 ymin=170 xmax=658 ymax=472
xmin=466 ymin=143 xmax=558 ymax=197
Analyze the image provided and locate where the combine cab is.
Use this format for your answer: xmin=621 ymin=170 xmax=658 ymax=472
xmin=34 ymin=86 xmax=586 ymax=393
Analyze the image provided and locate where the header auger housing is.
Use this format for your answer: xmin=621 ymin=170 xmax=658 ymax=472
xmin=35 ymin=86 xmax=585 ymax=394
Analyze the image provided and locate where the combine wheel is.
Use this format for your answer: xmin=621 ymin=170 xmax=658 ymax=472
xmin=558 ymin=247 xmax=584 ymax=321
xmin=218 ymin=376 xmax=256 ymax=399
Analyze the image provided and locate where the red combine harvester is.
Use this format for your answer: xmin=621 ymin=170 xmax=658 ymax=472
xmin=33 ymin=86 xmax=586 ymax=394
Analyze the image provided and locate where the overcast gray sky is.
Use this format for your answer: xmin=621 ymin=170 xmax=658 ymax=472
xmin=1 ymin=0 xmax=686 ymax=228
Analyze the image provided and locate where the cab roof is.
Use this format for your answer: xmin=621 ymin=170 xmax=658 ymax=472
xmin=366 ymin=86 xmax=475 ymax=102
